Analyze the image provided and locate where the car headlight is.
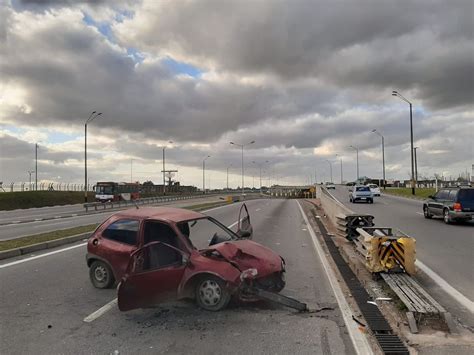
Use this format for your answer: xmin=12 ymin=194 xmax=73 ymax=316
xmin=240 ymin=268 xmax=258 ymax=281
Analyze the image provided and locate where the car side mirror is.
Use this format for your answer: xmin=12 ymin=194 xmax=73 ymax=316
xmin=237 ymin=230 xmax=251 ymax=239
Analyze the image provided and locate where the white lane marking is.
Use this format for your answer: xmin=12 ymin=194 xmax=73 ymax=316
xmin=0 ymin=243 xmax=87 ymax=269
xmin=296 ymin=201 xmax=373 ymax=355
xmin=12 ymin=221 xmax=21 ymax=224
xmin=83 ymin=298 xmax=118 ymax=323
xmin=34 ymin=218 xmax=43 ymax=221
xmin=416 ymin=260 xmax=474 ymax=313
xmin=255 ymin=208 xmax=261 ymax=212
xmin=54 ymin=216 xmax=62 ymax=219
xmin=71 ymin=214 xmax=78 ymax=217
xmin=416 ymin=212 xmax=424 ymax=216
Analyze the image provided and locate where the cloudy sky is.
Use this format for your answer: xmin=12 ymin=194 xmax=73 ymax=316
xmin=1 ymin=0 xmax=473 ymax=189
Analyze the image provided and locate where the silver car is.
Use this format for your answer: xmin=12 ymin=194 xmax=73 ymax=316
xmin=349 ymin=185 xmax=374 ymax=203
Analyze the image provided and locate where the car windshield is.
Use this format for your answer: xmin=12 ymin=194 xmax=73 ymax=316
xmin=356 ymin=186 xmax=370 ymax=192
xmin=177 ymin=217 xmax=237 ymax=250
xmin=96 ymin=185 xmax=113 ymax=194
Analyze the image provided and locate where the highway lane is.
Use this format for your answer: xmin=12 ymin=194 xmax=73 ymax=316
xmin=0 ymin=199 xmax=356 ymax=354
xmin=0 ymin=204 xmax=84 ymax=224
xmin=329 ymin=186 xmax=474 ymax=305
xmin=0 ymin=195 xmax=230 ymax=241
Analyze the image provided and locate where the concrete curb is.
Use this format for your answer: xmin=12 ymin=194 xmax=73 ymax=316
xmin=0 ymin=232 xmax=90 ymax=261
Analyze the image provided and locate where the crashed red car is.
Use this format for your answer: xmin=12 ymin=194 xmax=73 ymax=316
xmin=86 ymin=204 xmax=286 ymax=311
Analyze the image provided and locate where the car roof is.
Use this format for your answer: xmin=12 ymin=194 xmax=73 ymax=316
xmin=111 ymin=207 xmax=206 ymax=223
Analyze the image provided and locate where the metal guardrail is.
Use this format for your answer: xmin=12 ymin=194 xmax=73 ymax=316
xmin=83 ymin=192 xmax=260 ymax=212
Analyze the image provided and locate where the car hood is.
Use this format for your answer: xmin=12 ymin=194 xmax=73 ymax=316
xmin=205 ymin=240 xmax=283 ymax=276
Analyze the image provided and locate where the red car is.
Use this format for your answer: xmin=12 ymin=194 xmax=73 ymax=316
xmin=86 ymin=204 xmax=286 ymax=311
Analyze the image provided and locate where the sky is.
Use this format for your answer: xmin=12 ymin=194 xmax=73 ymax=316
xmin=0 ymin=0 xmax=473 ymax=189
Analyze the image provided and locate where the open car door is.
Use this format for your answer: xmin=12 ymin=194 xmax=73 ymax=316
xmin=237 ymin=203 xmax=253 ymax=239
xmin=117 ymin=242 xmax=188 ymax=312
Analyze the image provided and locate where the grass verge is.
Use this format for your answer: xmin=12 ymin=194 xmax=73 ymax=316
xmin=0 ymin=191 xmax=96 ymax=211
xmin=0 ymin=200 xmax=233 ymax=252
xmin=384 ymin=187 xmax=435 ymax=199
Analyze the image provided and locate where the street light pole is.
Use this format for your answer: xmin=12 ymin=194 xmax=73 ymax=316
xmin=35 ymin=143 xmax=39 ymax=191
xmin=28 ymin=170 xmax=34 ymax=191
xmin=349 ymin=145 xmax=359 ymax=181
xmin=226 ymin=164 xmax=232 ymax=191
xmin=130 ymin=158 xmax=134 ymax=183
xmin=414 ymin=147 xmax=419 ymax=187
xmin=372 ymin=129 xmax=386 ymax=190
xmin=336 ymin=154 xmax=343 ymax=184
xmin=326 ymin=159 xmax=333 ymax=183
xmin=392 ymin=90 xmax=415 ymax=195
xmin=230 ymin=140 xmax=255 ymax=196
xmin=84 ymin=111 xmax=102 ymax=202
xmin=252 ymin=160 xmax=269 ymax=194
xmin=202 ymin=155 xmax=210 ymax=194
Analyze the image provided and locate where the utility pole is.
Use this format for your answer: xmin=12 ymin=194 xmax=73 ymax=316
xmin=393 ymin=90 xmax=415 ymax=195
xmin=230 ymin=140 xmax=255 ymax=196
xmin=336 ymin=154 xmax=343 ymax=184
xmin=161 ymin=141 xmax=173 ymax=195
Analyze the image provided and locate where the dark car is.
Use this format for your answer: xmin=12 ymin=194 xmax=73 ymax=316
xmin=423 ymin=187 xmax=474 ymax=224
xmin=86 ymin=204 xmax=286 ymax=311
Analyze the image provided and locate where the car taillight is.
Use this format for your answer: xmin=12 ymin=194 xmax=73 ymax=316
xmin=453 ymin=203 xmax=462 ymax=212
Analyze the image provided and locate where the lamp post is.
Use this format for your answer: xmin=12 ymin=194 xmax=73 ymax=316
xmin=230 ymin=140 xmax=255 ymax=196
xmin=84 ymin=111 xmax=102 ymax=202
xmin=372 ymin=129 xmax=386 ymax=190
xmin=336 ymin=154 xmax=343 ymax=185
xmin=252 ymin=160 xmax=269 ymax=194
xmin=326 ymin=159 xmax=333 ymax=183
xmin=349 ymin=145 xmax=359 ymax=181
xmin=202 ymin=155 xmax=210 ymax=194
xmin=35 ymin=142 xmax=39 ymax=191
xmin=392 ymin=90 xmax=415 ymax=195
xmin=226 ymin=164 xmax=232 ymax=191
xmin=28 ymin=170 xmax=34 ymax=191
xmin=162 ymin=141 xmax=173 ymax=195
xmin=414 ymin=147 xmax=419 ymax=187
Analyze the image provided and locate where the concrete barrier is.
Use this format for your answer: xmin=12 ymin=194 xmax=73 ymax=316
xmin=317 ymin=185 xmax=352 ymax=226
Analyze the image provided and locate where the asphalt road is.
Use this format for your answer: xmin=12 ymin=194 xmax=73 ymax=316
xmin=0 ymin=199 xmax=356 ymax=354
xmin=0 ymin=195 xmax=230 ymax=241
xmin=328 ymin=186 xmax=474 ymax=325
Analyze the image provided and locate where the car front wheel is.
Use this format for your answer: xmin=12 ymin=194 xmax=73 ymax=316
xmin=423 ymin=206 xmax=432 ymax=219
xmin=89 ymin=260 xmax=115 ymax=289
xmin=196 ymin=276 xmax=231 ymax=311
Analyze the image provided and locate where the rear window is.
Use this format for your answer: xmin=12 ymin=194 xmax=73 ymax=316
xmin=457 ymin=189 xmax=474 ymax=202
xmin=103 ymin=219 xmax=139 ymax=245
xmin=356 ymin=186 xmax=370 ymax=192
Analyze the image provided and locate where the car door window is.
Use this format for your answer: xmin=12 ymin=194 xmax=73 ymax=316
xmin=102 ymin=219 xmax=139 ymax=245
xmin=436 ymin=190 xmax=447 ymax=200
xmin=145 ymin=243 xmax=182 ymax=271
xmin=448 ymin=190 xmax=458 ymax=201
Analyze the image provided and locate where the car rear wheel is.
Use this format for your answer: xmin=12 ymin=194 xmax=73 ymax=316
xmin=195 ymin=276 xmax=230 ymax=311
xmin=89 ymin=260 xmax=115 ymax=289
xmin=423 ymin=206 xmax=432 ymax=219
xmin=443 ymin=209 xmax=452 ymax=224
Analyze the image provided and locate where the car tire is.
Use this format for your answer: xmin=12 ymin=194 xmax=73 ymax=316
xmin=443 ymin=209 xmax=452 ymax=224
xmin=195 ymin=275 xmax=231 ymax=311
xmin=368 ymin=199 xmax=373 ymax=204
xmin=89 ymin=260 xmax=115 ymax=289
xmin=423 ymin=206 xmax=432 ymax=219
